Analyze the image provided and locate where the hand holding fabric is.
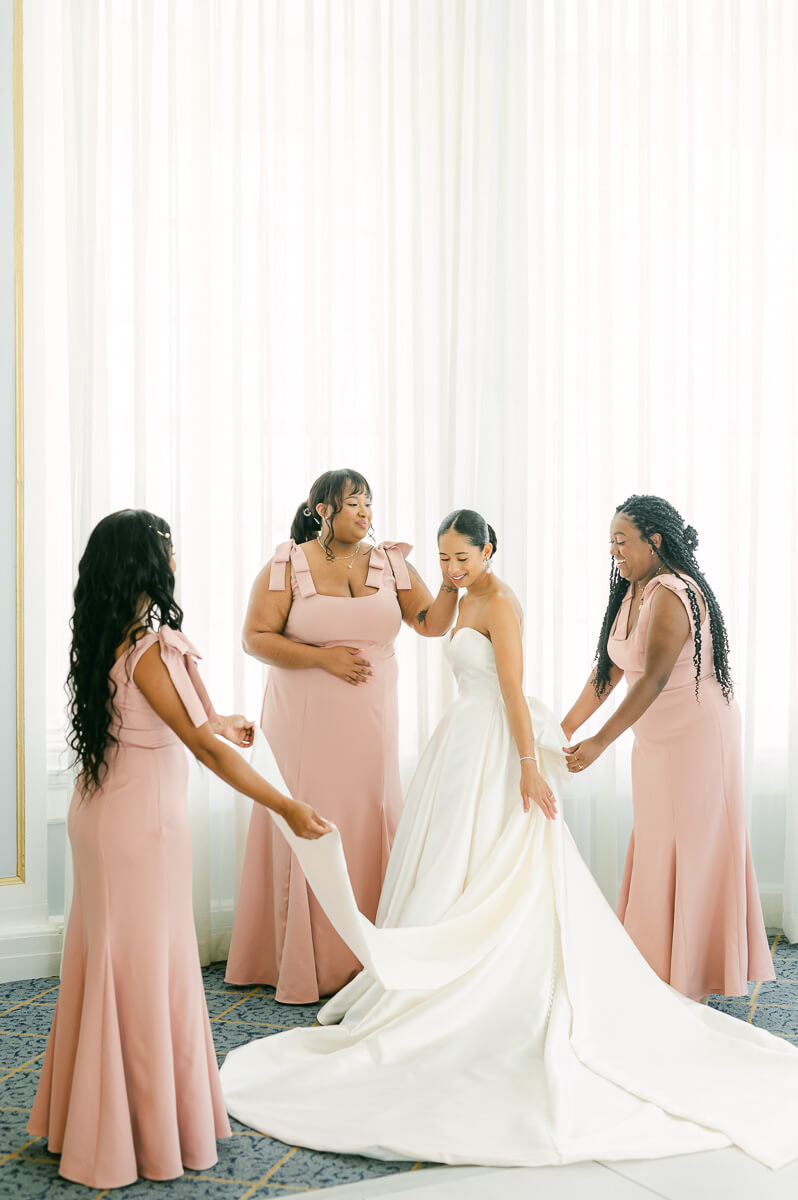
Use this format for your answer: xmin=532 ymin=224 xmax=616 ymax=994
xmin=562 ymin=735 xmax=604 ymax=774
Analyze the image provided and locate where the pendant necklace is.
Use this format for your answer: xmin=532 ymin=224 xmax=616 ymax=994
xmin=319 ymin=539 xmax=361 ymax=569
xmin=636 ymin=565 xmax=666 ymax=612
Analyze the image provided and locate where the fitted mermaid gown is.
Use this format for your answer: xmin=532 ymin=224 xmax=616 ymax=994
xmin=608 ymin=573 xmax=773 ymax=998
xmin=220 ymin=628 xmax=798 ymax=1170
xmin=29 ymin=629 xmax=230 ymax=1189
xmin=226 ymin=539 xmax=411 ymax=1002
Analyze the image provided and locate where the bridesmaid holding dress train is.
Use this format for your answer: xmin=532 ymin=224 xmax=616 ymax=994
xmin=562 ymin=494 xmax=774 ymax=1001
xmin=226 ymin=469 xmax=458 ymax=1003
xmin=28 ymin=510 xmax=328 ymax=1190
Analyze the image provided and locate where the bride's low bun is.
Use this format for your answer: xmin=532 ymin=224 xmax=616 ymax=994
xmin=438 ymin=509 xmax=498 ymax=560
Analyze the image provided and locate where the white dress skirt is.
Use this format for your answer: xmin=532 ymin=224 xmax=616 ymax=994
xmin=220 ymin=628 xmax=798 ymax=1170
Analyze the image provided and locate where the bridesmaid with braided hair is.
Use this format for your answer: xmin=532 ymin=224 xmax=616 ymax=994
xmin=562 ymin=494 xmax=774 ymax=1000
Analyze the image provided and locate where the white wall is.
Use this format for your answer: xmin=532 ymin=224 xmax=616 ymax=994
xmin=0 ymin=0 xmax=19 ymax=881
xmin=0 ymin=0 xmax=62 ymax=982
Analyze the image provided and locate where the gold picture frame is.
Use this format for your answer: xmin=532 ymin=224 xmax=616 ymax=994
xmin=2 ymin=0 xmax=24 ymax=886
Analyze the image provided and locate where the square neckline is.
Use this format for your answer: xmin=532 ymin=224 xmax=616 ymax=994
xmin=294 ymin=541 xmax=384 ymax=600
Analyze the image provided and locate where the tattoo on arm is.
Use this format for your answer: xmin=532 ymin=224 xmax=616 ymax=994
xmin=416 ymin=608 xmax=429 ymax=625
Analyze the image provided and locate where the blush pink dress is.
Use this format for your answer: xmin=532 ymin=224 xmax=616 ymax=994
xmin=226 ymin=540 xmax=411 ymax=1003
xmin=608 ymin=573 xmax=774 ymax=999
xmin=28 ymin=628 xmax=231 ymax=1190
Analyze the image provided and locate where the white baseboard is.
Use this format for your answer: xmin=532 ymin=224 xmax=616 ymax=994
xmin=205 ymin=901 xmax=234 ymax=965
xmin=0 ymin=892 xmax=787 ymax=985
xmin=759 ymin=886 xmax=784 ymax=931
xmin=0 ymin=919 xmax=63 ymax=983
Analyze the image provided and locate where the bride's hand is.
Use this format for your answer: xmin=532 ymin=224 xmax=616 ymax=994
xmin=439 ymin=566 xmax=461 ymax=592
xmin=563 ymin=736 xmax=603 ymax=774
xmin=521 ymin=760 xmax=557 ymax=820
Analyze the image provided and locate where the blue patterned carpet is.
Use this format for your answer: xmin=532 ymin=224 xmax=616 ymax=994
xmin=0 ymin=932 xmax=794 ymax=1198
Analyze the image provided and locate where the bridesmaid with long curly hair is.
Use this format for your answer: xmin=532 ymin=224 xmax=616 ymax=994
xmin=562 ymin=495 xmax=774 ymax=1001
xmin=28 ymin=510 xmax=328 ymax=1190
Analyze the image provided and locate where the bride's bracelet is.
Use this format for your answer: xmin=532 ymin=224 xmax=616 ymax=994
xmin=520 ymin=755 xmax=537 ymax=766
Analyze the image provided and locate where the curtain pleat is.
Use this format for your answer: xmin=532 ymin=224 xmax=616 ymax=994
xmin=36 ymin=0 xmax=798 ymax=956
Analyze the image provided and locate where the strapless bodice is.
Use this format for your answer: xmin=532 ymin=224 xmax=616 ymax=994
xmin=446 ymin=627 xmax=503 ymax=699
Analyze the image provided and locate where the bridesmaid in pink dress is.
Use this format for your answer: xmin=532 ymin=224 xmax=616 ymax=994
xmin=29 ymin=510 xmax=328 ymax=1189
xmin=562 ymin=495 xmax=774 ymax=1001
xmin=226 ymin=469 xmax=458 ymax=1002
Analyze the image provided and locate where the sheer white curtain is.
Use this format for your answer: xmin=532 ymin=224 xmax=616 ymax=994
xmin=523 ymin=0 xmax=798 ymax=916
xmin=38 ymin=0 xmax=528 ymax=959
xmin=30 ymin=0 xmax=798 ymax=957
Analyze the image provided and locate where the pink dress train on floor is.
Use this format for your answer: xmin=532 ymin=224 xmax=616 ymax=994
xmin=225 ymin=540 xmax=411 ymax=1003
xmin=28 ymin=628 xmax=231 ymax=1190
xmin=608 ymin=573 xmax=774 ymax=999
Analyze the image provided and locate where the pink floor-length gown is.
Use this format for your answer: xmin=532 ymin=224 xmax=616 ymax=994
xmin=608 ymin=573 xmax=774 ymax=999
xmin=28 ymin=628 xmax=231 ymax=1190
xmin=226 ymin=540 xmax=410 ymax=1003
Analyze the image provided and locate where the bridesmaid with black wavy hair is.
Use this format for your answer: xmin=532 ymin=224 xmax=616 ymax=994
xmin=561 ymin=494 xmax=773 ymax=1001
xmin=28 ymin=509 xmax=328 ymax=1190
xmin=226 ymin=468 xmax=458 ymax=1002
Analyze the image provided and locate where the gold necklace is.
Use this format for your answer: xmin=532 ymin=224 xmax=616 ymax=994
xmin=320 ymin=539 xmax=361 ymax=569
xmin=635 ymin=566 xmax=666 ymax=612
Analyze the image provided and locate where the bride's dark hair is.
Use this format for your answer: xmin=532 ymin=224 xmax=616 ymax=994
xmin=67 ymin=509 xmax=183 ymax=796
xmin=437 ymin=509 xmax=498 ymax=558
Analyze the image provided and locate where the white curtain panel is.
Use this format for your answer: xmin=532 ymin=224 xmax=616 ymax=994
xmin=524 ymin=2 xmax=798 ymax=920
xmin=30 ymin=0 xmax=798 ymax=957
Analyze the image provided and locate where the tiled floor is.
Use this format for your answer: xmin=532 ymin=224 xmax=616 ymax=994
xmin=0 ymin=932 xmax=794 ymax=1199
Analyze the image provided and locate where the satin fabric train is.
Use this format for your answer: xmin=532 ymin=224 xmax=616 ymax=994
xmin=221 ymin=629 xmax=798 ymax=1170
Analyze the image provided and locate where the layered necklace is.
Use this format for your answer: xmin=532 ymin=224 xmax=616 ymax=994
xmin=319 ymin=538 xmax=362 ymax=569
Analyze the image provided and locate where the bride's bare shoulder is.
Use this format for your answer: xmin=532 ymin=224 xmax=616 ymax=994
xmin=485 ymin=580 xmax=523 ymax=630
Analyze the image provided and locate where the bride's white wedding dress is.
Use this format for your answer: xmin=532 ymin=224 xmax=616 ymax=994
xmin=220 ymin=628 xmax=798 ymax=1169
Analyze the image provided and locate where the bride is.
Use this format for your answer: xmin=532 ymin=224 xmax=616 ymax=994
xmin=221 ymin=510 xmax=798 ymax=1170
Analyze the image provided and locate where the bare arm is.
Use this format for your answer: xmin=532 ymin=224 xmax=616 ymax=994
xmin=397 ymin=563 xmax=458 ymax=638
xmin=242 ymin=560 xmax=322 ymax=668
xmin=241 ymin=559 xmax=373 ymax=686
xmin=564 ymin=587 xmax=690 ymax=773
xmin=593 ymin=588 xmax=690 ymax=748
xmin=561 ymin=665 xmax=623 ymax=742
xmin=133 ymin=643 xmax=330 ymax=838
xmin=488 ymin=598 xmax=557 ymax=820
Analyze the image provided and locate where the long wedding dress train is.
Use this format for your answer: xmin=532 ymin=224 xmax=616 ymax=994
xmin=220 ymin=628 xmax=798 ymax=1170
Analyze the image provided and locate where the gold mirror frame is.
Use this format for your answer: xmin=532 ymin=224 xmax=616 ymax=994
xmin=2 ymin=0 xmax=24 ymax=886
